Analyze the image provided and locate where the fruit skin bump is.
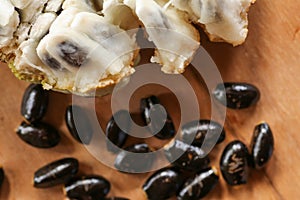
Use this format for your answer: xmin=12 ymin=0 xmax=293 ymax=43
xmin=0 ymin=0 xmax=256 ymax=96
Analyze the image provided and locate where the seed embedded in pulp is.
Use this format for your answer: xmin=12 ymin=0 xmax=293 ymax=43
xmin=213 ymin=82 xmax=260 ymax=109
xmin=65 ymin=105 xmax=93 ymax=144
xmin=21 ymin=84 xmax=49 ymax=123
xmin=250 ymin=122 xmax=274 ymax=169
xmin=16 ymin=121 xmax=60 ymax=148
xmin=64 ymin=175 xmax=111 ymax=200
xmin=220 ymin=140 xmax=249 ymax=186
xmin=34 ymin=157 xmax=79 ymax=188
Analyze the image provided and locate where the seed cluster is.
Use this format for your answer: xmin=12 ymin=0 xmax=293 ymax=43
xmin=0 ymin=81 xmax=273 ymax=199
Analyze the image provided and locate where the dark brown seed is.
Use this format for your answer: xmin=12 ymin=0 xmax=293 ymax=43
xmin=164 ymin=139 xmax=210 ymax=172
xmin=143 ymin=167 xmax=182 ymax=200
xmin=177 ymin=167 xmax=219 ymax=200
xmin=213 ymin=82 xmax=260 ymax=109
xmin=249 ymin=122 xmax=274 ymax=169
xmin=21 ymin=84 xmax=49 ymax=123
xmin=104 ymin=198 xmax=130 ymax=200
xmin=0 ymin=167 xmax=4 ymax=187
xmin=181 ymin=120 xmax=225 ymax=148
xmin=64 ymin=175 xmax=110 ymax=200
xmin=34 ymin=158 xmax=79 ymax=188
xmin=106 ymin=110 xmax=130 ymax=153
xmin=140 ymin=95 xmax=175 ymax=139
xmin=16 ymin=121 xmax=60 ymax=148
xmin=65 ymin=105 xmax=93 ymax=144
xmin=114 ymin=143 xmax=154 ymax=173
xmin=58 ymin=41 xmax=87 ymax=67
xmin=43 ymin=54 xmax=63 ymax=71
xmin=220 ymin=140 xmax=249 ymax=186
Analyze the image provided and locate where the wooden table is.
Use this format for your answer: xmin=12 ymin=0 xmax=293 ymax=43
xmin=0 ymin=0 xmax=299 ymax=199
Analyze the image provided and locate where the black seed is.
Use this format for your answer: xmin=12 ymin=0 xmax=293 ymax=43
xmin=220 ymin=140 xmax=249 ymax=186
xmin=21 ymin=84 xmax=49 ymax=123
xmin=43 ymin=54 xmax=63 ymax=71
xmin=114 ymin=143 xmax=154 ymax=173
xmin=64 ymin=175 xmax=110 ymax=200
xmin=65 ymin=105 xmax=93 ymax=145
xmin=164 ymin=140 xmax=210 ymax=172
xmin=249 ymin=122 xmax=274 ymax=169
xmin=181 ymin=120 xmax=225 ymax=148
xmin=106 ymin=110 xmax=130 ymax=153
xmin=0 ymin=167 xmax=4 ymax=187
xmin=143 ymin=167 xmax=182 ymax=200
xmin=58 ymin=41 xmax=87 ymax=67
xmin=34 ymin=158 xmax=79 ymax=188
xmin=213 ymin=82 xmax=260 ymax=109
xmin=177 ymin=167 xmax=219 ymax=200
xmin=140 ymin=95 xmax=175 ymax=139
xmin=16 ymin=121 xmax=60 ymax=148
xmin=104 ymin=197 xmax=129 ymax=200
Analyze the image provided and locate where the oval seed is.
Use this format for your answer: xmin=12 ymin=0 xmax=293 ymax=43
xmin=58 ymin=41 xmax=87 ymax=67
xmin=106 ymin=110 xmax=130 ymax=153
xmin=21 ymin=84 xmax=49 ymax=123
xmin=16 ymin=121 xmax=60 ymax=148
xmin=181 ymin=119 xmax=225 ymax=148
xmin=220 ymin=140 xmax=249 ymax=186
xmin=34 ymin=158 xmax=79 ymax=188
xmin=0 ymin=167 xmax=4 ymax=187
xmin=114 ymin=143 xmax=154 ymax=173
xmin=104 ymin=197 xmax=129 ymax=200
xmin=250 ymin=122 xmax=274 ymax=169
xmin=64 ymin=175 xmax=110 ymax=200
xmin=213 ymin=82 xmax=260 ymax=109
xmin=140 ymin=95 xmax=175 ymax=139
xmin=143 ymin=167 xmax=182 ymax=200
xmin=65 ymin=105 xmax=93 ymax=144
xmin=177 ymin=167 xmax=219 ymax=200
xmin=164 ymin=139 xmax=210 ymax=171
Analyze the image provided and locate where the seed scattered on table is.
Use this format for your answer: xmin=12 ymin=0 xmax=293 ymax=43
xmin=0 ymin=166 xmax=4 ymax=187
xmin=34 ymin=157 xmax=79 ymax=188
xmin=16 ymin=121 xmax=60 ymax=148
xmin=21 ymin=84 xmax=49 ymax=123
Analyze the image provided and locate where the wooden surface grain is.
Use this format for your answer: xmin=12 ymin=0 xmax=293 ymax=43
xmin=0 ymin=0 xmax=300 ymax=199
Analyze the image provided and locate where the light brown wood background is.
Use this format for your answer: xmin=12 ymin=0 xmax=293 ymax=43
xmin=0 ymin=0 xmax=300 ymax=199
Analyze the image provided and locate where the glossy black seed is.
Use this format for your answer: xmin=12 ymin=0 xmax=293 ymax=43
xmin=16 ymin=121 xmax=60 ymax=148
xmin=164 ymin=140 xmax=210 ymax=172
xmin=21 ymin=84 xmax=49 ymax=123
xmin=64 ymin=175 xmax=110 ymax=200
xmin=0 ymin=167 xmax=4 ymax=187
xmin=34 ymin=158 xmax=79 ymax=188
xmin=220 ymin=140 xmax=249 ymax=186
xmin=181 ymin=120 xmax=225 ymax=148
xmin=249 ymin=122 xmax=274 ymax=169
xmin=213 ymin=82 xmax=260 ymax=109
xmin=58 ymin=41 xmax=87 ymax=67
xmin=104 ymin=197 xmax=129 ymax=200
xmin=143 ymin=167 xmax=182 ymax=200
xmin=65 ymin=105 xmax=93 ymax=144
xmin=140 ymin=95 xmax=175 ymax=139
xmin=177 ymin=167 xmax=219 ymax=200
xmin=106 ymin=110 xmax=130 ymax=153
xmin=114 ymin=143 xmax=154 ymax=173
